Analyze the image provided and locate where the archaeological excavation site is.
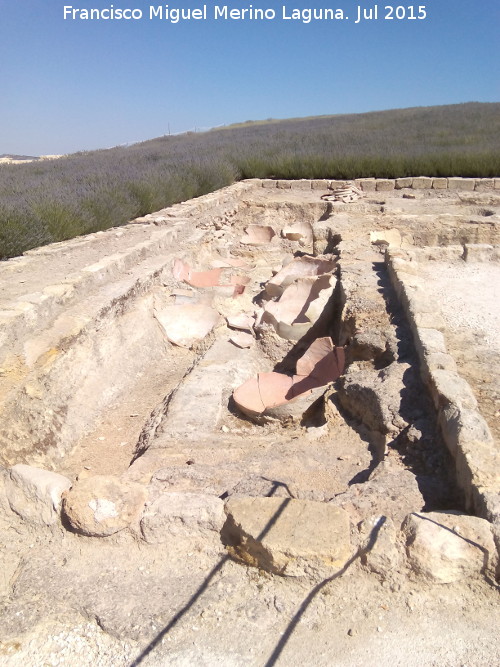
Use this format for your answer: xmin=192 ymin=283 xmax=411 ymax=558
xmin=0 ymin=176 xmax=499 ymax=666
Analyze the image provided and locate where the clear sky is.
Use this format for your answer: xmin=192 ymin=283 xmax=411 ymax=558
xmin=1 ymin=0 xmax=499 ymax=155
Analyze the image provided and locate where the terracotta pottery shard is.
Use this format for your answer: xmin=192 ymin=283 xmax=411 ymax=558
xmin=154 ymin=304 xmax=219 ymax=348
xmin=262 ymin=274 xmax=334 ymax=341
xmin=173 ymin=258 xmax=223 ymax=288
xmin=227 ymin=313 xmax=254 ymax=331
xmin=266 ymin=256 xmax=336 ymax=297
xmin=229 ymin=332 xmax=255 ymax=349
xmin=232 ymin=337 xmax=345 ymax=421
xmin=281 ymin=221 xmax=313 ymax=245
xmin=240 ymin=225 xmax=276 ymax=245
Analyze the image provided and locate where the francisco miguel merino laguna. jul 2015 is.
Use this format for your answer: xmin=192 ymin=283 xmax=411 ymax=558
xmin=63 ymin=4 xmax=353 ymax=23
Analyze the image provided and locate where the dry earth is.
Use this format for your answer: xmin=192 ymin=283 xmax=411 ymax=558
xmin=0 ymin=179 xmax=499 ymax=666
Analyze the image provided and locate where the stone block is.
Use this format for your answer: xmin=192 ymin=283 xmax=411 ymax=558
xmin=358 ymin=515 xmax=401 ymax=577
xmin=474 ymin=179 xmax=494 ymax=191
xmin=494 ymin=179 xmax=500 ymax=190
xmin=62 ymin=475 xmax=147 ymax=536
xmin=432 ymin=178 xmax=448 ymax=189
xmin=415 ymin=328 xmax=447 ymax=356
xmin=430 ymin=369 xmax=478 ymax=411
xmin=223 ymin=496 xmax=352 ymax=578
xmin=464 ymin=244 xmax=495 ymax=263
xmin=403 ymin=511 xmax=497 ymax=583
xmin=6 ymin=464 xmax=71 ymax=526
xmin=425 ymin=352 xmax=457 ymax=373
xmin=448 ymin=177 xmax=475 ymax=191
xmin=261 ymin=180 xmax=277 ymax=188
xmin=140 ymin=492 xmax=225 ymax=543
xmin=290 ymin=180 xmax=312 ymax=190
xmin=412 ymin=177 xmax=433 ymax=189
xmin=276 ymin=181 xmax=292 ymax=189
xmin=311 ymin=179 xmax=329 ymax=190
xmin=395 ymin=177 xmax=413 ymax=189
xmin=357 ymin=179 xmax=377 ymax=192
xmin=376 ymin=179 xmax=395 ymax=191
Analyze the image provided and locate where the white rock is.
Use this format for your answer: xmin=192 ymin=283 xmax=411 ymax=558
xmin=6 ymin=464 xmax=72 ymax=526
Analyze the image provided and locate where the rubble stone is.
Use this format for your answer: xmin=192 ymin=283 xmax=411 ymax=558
xmin=6 ymin=464 xmax=71 ymax=526
xmin=62 ymin=475 xmax=147 ymax=536
xmin=403 ymin=511 xmax=497 ymax=583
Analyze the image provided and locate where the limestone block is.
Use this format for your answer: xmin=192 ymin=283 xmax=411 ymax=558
xmin=474 ymin=179 xmax=494 ymax=192
xmin=357 ymin=179 xmax=377 ymax=192
xmin=311 ymin=179 xmax=329 ymax=190
xmin=261 ymin=180 xmax=277 ymax=188
xmin=276 ymin=181 xmax=292 ymax=189
xmin=494 ymin=179 xmax=500 ymax=190
xmin=464 ymin=244 xmax=495 ymax=263
xmin=223 ymin=496 xmax=352 ymax=577
xmin=6 ymin=464 xmax=71 ymax=526
xmin=140 ymin=492 xmax=225 ymax=543
xmin=358 ymin=515 xmax=401 ymax=577
xmin=412 ymin=311 xmax=446 ymax=331
xmin=290 ymin=180 xmax=312 ymax=190
xmin=415 ymin=328 xmax=447 ymax=356
xmin=403 ymin=511 xmax=497 ymax=583
xmin=432 ymin=178 xmax=448 ymax=189
xmin=448 ymin=177 xmax=475 ymax=191
xmin=439 ymin=404 xmax=493 ymax=457
xmin=412 ymin=177 xmax=433 ymax=189
xmin=430 ymin=369 xmax=478 ymax=411
xmin=425 ymin=352 xmax=457 ymax=373
xmin=395 ymin=177 xmax=413 ymax=189
xmin=62 ymin=475 xmax=147 ymax=536
xmin=370 ymin=229 xmax=401 ymax=248
xmin=376 ymin=179 xmax=395 ymax=191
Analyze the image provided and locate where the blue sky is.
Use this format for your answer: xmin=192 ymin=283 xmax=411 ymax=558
xmin=1 ymin=0 xmax=499 ymax=155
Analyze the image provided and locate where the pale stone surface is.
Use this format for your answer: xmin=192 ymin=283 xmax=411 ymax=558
xmin=463 ymin=244 xmax=496 ymax=262
xmin=223 ymin=496 xmax=352 ymax=577
xmin=140 ymin=492 xmax=225 ymax=543
xmin=412 ymin=177 xmax=433 ymax=189
xmin=154 ymin=303 xmax=219 ymax=348
xmin=62 ymin=475 xmax=147 ymax=536
xmin=357 ymin=178 xmax=377 ymax=192
xmin=430 ymin=369 xmax=478 ymax=410
xmin=432 ymin=178 xmax=448 ymax=189
xmin=370 ymin=229 xmax=402 ymax=248
xmin=403 ymin=511 xmax=497 ymax=583
xmin=376 ymin=179 xmax=395 ymax=191
xmin=448 ymin=177 xmax=475 ymax=191
xmin=358 ymin=515 xmax=401 ymax=577
xmin=395 ymin=177 xmax=413 ymax=189
xmin=6 ymin=464 xmax=71 ymax=526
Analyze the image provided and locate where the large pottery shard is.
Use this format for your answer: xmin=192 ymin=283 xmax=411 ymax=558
xmin=240 ymin=225 xmax=276 ymax=245
xmin=232 ymin=337 xmax=344 ymax=422
xmin=262 ymin=273 xmax=335 ymax=341
xmin=266 ymin=255 xmax=336 ymax=298
xmin=154 ymin=304 xmax=220 ymax=348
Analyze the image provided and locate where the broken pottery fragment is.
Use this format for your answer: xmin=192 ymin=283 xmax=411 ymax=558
xmin=281 ymin=221 xmax=313 ymax=245
xmin=262 ymin=274 xmax=334 ymax=341
xmin=266 ymin=255 xmax=336 ymax=297
xmin=173 ymin=258 xmax=223 ymax=288
xmin=232 ymin=336 xmax=344 ymax=421
xmin=154 ymin=304 xmax=219 ymax=348
xmin=226 ymin=313 xmax=254 ymax=331
xmin=229 ymin=332 xmax=255 ymax=349
xmin=240 ymin=225 xmax=276 ymax=245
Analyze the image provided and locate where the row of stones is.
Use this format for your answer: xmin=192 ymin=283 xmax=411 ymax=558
xmin=2 ymin=464 xmax=498 ymax=584
xmin=386 ymin=248 xmax=500 ymax=527
xmin=256 ymin=177 xmax=500 ymax=192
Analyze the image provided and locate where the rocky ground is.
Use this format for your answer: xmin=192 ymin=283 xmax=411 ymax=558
xmin=0 ymin=181 xmax=499 ymax=665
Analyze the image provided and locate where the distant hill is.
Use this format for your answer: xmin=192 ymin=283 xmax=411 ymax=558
xmin=1 ymin=102 xmax=499 ymax=259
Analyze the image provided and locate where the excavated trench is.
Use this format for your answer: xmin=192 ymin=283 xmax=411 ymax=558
xmin=1 ymin=181 xmax=500 ymax=663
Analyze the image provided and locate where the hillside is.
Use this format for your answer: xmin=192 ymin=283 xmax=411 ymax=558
xmin=1 ymin=102 xmax=499 ymax=259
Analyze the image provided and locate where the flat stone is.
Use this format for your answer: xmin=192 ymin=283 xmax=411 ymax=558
xmin=412 ymin=177 xmax=433 ymax=189
xmin=62 ymin=475 xmax=147 ymax=536
xmin=140 ymin=492 xmax=225 ymax=543
xmin=395 ymin=177 xmax=413 ymax=189
xmin=358 ymin=515 xmax=401 ymax=577
xmin=6 ymin=464 xmax=71 ymax=526
xmin=448 ymin=177 xmax=475 ymax=191
xmin=432 ymin=178 xmax=448 ymax=189
xmin=223 ymin=496 xmax=352 ymax=577
xmin=403 ymin=511 xmax=497 ymax=583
